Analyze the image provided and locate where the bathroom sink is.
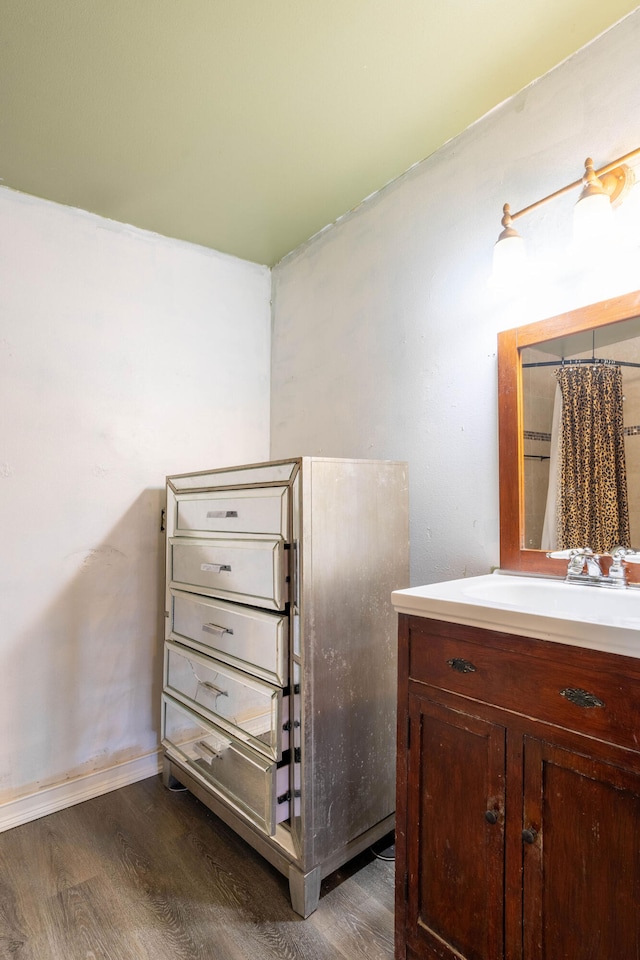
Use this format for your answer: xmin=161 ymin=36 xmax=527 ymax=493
xmin=391 ymin=572 xmax=640 ymax=657
xmin=462 ymin=574 xmax=640 ymax=622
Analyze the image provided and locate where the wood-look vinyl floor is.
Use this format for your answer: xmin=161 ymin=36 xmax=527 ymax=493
xmin=0 ymin=775 xmax=395 ymax=960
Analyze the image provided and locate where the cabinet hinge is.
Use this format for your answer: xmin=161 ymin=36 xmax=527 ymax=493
xmin=160 ymin=509 xmax=166 ymax=532
xmin=407 ymin=715 xmax=411 ymax=750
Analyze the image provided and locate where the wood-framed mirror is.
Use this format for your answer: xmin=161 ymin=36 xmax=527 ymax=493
xmin=498 ymin=288 xmax=640 ymax=582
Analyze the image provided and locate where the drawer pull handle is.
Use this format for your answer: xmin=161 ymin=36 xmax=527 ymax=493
xmin=200 ymin=563 xmax=232 ymax=573
xmin=194 ymin=740 xmax=221 ymax=761
xmin=560 ymin=687 xmax=605 ymax=709
xmin=206 ymin=510 xmax=238 ymax=519
xmin=522 ymin=828 xmax=537 ymax=845
xmin=202 ymin=622 xmax=234 ymax=637
xmin=447 ymin=657 xmax=477 ymax=674
xmin=198 ymin=679 xmax=228 ymax=697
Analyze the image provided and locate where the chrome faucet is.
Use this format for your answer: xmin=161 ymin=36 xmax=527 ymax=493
xmin=549 ymin=547 xmax=605 ymax=583
xmin=547 ymin=546 xmax=640 ymax=588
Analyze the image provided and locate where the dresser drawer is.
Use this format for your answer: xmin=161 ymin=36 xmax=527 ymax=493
xmin=162 ymin=695 xmax=290 ymax=836
xmin=168 ymin=589 xmax=288 ymax=686
xmin=164 ymin=642 xmax=288 ymax=761
xmin=174 ymin=487 xmax=289 ymax=537
xmin=409 ymin=619 xmax=640 ymax=752
xmin=170 ymin=537 xmax=287 ymax=611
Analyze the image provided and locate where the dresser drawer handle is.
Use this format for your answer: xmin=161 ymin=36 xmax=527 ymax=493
xmin=202 ymin=622 xmax=234 ymax=637
xmin=447 ymin=657 xmax=477 ymax=674
xmin=194 ymin=740 xmax=221 ymax=761
xmin=206 ymin=510 xmax=238 ymax=519
xmin=560 ymin=687 xmax=605 ymax=709
xmin=198 ymin=679 xmax=228 ymax=698
xmin=200 ymin=563 xmax=232 ymax=573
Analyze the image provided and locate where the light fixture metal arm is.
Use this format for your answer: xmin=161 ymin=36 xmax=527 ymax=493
xmin=506 ymin=146 xmax=640 ymax=222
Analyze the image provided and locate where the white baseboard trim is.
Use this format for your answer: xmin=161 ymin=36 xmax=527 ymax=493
xmin=0 ymin=750 xmax=164 ymax=833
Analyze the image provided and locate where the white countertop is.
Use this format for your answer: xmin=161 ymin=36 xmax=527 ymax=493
xmin=392 ymin=572 xmax=640 ymax=659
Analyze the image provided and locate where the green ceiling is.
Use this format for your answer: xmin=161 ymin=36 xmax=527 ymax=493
xmin=1 ymin=0 xmax=637 ymax=265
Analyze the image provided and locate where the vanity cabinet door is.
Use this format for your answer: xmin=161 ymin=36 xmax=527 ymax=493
xmin=522 ymin=736 xmax=640 ymax=960
xmin=405 ymin=692 xmax=506 ymax=960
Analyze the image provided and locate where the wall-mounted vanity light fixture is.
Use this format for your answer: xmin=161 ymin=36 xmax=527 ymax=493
xmin=492 ymin=148 xmax=640 ymax=286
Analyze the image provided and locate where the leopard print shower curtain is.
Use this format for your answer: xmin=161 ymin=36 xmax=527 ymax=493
xmin=555 ymin=363 xmax=630 ymax=553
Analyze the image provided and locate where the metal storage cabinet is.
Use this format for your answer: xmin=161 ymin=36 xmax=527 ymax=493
xmin=161 ymin=457 xmax=409 ymax=916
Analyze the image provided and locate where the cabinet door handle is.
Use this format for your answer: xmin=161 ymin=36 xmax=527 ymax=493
xmin=484 ymin=810 xmax=499 ymax=825
xmin=200 ymin=563 xmax=232 ymax=573
xmin=202 ymin=622 xmax=234 ymax=637
xmin=522 ymin=828 xmax=537 ymax=844
xmin=206 ymin=510 xmax=238 ymax=519
xmin=447 ymin=657 xmax=477 ymax=674
xmin=560 ymin=687 xmax=605 ymax=709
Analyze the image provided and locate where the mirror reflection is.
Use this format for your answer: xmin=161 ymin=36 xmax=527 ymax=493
xmin=522 ymin=316 xmax=640 ymax=551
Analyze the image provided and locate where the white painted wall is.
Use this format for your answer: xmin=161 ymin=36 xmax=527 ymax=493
xmin=0 ymin=190 xmax=271 ymax=816
xmin=270 ymin=9 xmax=640 ymax=587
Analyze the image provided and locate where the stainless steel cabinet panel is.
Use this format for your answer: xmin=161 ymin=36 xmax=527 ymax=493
xmin=169 ymin=589 xmax=288 ymax=686
xmin=169 ymin=537 xmax=286 ymax=611
xmin=164 ymin=641 xmax=288 ymax=761
xmin=162 ymin=695 xmax=289 ymax=836
xmin=174 ymin=487 xmax=289 ymax=537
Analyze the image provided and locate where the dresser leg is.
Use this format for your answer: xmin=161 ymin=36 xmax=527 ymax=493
xmin=162 ymin=755 xmax=184 ymax=790
xmin=288 ymin=864 xmax=321 ymax=918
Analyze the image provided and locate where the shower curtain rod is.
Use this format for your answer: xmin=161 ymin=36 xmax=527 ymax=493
xmin=523 ymin=358 xmax=640 ymax=368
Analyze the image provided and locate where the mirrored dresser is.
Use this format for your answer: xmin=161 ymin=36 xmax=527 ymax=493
xmin=161 ymin=456 xmax=409 ymax=916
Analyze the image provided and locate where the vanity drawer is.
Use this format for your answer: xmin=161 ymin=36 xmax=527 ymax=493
xmin=162 ymin=695 xmax=289 ymax=836
xmin=174 ymin=487 xmax=289 ymax=538
xmin=168 ymin=589 xmax=288 ymax=687
xmin=164 ymin=641 xmax=288 ymax=761
xmin=170 ymin=537 xmax=287 ymax=611
xmin=409 ymin=620 xmax=640 ymax=752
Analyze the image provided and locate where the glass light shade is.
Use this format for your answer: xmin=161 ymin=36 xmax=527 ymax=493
xmin=573 ymin=191 xmax=614 ymax=248
xmin=491 ymin=233 xmax=527 ymax=289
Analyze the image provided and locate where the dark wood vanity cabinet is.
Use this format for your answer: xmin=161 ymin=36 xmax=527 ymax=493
xmin=395 ymin=614 xmax=640 ymax=960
